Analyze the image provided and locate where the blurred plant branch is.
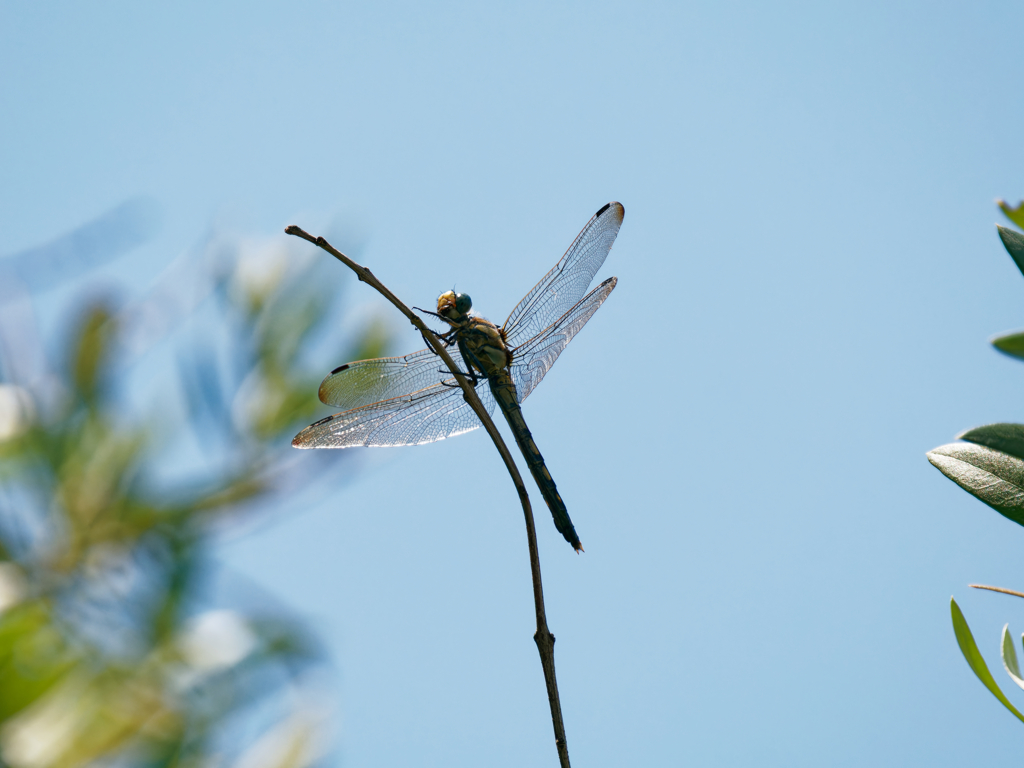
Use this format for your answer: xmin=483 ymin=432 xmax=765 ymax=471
xmin=284 ymin=225 xmax=573 ymax=768
xmin=0 ymin=204 xmax=380 ymax=767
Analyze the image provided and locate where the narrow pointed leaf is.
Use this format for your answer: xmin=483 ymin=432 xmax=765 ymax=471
xmin=0 ymin=197 xmax=159 ymax=292
xmin=991 ymin=331 xmax=1024 ymax=361
xmin=950 ymin=598 xmax=1024 ymax=723
xmin=928 ymin=443 xmax=1024 ymax=527
xmin=997 ymin=225 xmax=1024 ymax=279
xmin=958 ymin=423 xmax=1024 ymax=461
xmin=1001 ymin=624 xmax=1024 ymax=691
xmin=998 ymin=200 xmax=1024 ymax=231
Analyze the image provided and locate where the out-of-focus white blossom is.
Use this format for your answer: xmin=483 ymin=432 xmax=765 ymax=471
xmin=0 ymin=563 xmax=26 ymax=614
xmin=0 ymin=384 xmax=35 ymax=442
xmin=232 ymin=240 xmax=289 ymax=306
xmin=179 ymin=610 xmax=257 ymax=672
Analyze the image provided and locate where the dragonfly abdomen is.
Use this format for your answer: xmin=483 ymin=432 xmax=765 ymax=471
xmin=488 ymin=372 xmax=582 ymax=552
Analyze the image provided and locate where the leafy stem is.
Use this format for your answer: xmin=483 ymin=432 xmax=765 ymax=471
xmin=929 ymin=198 xmax=1024 ymax=729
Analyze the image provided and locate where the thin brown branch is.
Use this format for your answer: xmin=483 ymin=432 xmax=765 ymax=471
xmin=969 ymin=584 xmax=1024 ymax=599
xmin=285 ymin=225 xmax=572 ymax=768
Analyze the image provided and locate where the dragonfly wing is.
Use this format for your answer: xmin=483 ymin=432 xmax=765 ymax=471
xmin=318 ymin=344 xmax=467 ymax=409
xmin=503 ymin=202 xmax=623 ymax=349
xmin=294 ymin=377 xmax=496 ymax=448
xmin=511 ymin=277 xmax=617 ymax=403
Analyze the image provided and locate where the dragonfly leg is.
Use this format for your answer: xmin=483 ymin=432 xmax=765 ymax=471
xmin=418 ymin=327 xmax=458 ymax=354
xmin=413 ymin=306 xmax=455 ymax=325
xmin=437 ymin=367 xmax=479 ymax=387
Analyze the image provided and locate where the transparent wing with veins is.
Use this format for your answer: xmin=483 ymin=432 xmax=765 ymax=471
xmin=294 ymin=344 xmax=496 ymax=448
xmin=502 ymin=202 xmax=623 ymax=350
xmin=317 ymin=343 xmax=470 ymax=410
xmin=510 ymin=276 xmax=617 ymax=403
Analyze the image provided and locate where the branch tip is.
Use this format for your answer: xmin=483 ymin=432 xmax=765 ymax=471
xmin=284 ymin=225 xmax=315 ymax=244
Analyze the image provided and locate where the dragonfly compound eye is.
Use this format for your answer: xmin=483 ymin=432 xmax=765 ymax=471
xmin=455 ymin=293 xmax=473 ymax=314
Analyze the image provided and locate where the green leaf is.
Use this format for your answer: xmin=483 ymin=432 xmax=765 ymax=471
xmin=999 ymin=199 xmax=1024 ymax=231
xmin=991 ymin=331 xmax=1024 ymax=361
xmin=928 ymin=443 xmax=1024 ymax=526
xmin=70 ymin=303 xmax=116 ymax=402
xmin=959 ymin=423 xmax=1024 ymax=461
xmin=950 ymin=598 xmax=1024 ymax=723
xmin=997 ymin=225 xmax=1024 ymax=279
xmin=0 ymin=603 xmax=77 ymax=721
xmin=1001 ymin=624 xmax=1024 ymax=691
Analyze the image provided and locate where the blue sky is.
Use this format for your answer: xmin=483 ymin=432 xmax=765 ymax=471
xmin=5 ymin=1 xmax=1024 ymax=764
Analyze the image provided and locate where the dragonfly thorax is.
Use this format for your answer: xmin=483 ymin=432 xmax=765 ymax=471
xmin=457 ymin=315 xmax=512 ymax=376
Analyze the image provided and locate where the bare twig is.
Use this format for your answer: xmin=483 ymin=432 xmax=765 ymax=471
xmin=969 ymin=584 xmax=1024 ymax=599
xmin=285 ymin=225 xmax=572 ymax=767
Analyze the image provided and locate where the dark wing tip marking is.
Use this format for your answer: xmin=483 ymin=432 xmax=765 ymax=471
xmin=596 ymin=203 xmax=611 ymax=217
xmin=293 ymin=412 xmax=340 ymax=447
xmin=599 ymin=276 xmax=618 ymax=288
xmin=330 ymin=364 xmax=349 ymax=374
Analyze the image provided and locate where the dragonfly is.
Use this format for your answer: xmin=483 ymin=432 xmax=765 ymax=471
xmin=292 ymin=202 xmax=624 ymax=551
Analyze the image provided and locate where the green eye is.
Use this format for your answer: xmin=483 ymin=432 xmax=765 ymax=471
xmin=455 ymin=293 xmax=472 ymax=314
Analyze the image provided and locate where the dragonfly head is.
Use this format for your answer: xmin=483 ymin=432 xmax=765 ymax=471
xmin=437 ymin=290 xmax=472 ymax=320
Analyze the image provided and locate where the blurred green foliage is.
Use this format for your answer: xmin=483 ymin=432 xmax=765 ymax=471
xmin=928 ymin=199 xmax=1024 ymax=725
xmin=0 ymin=221 xmax=386 ymax=767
